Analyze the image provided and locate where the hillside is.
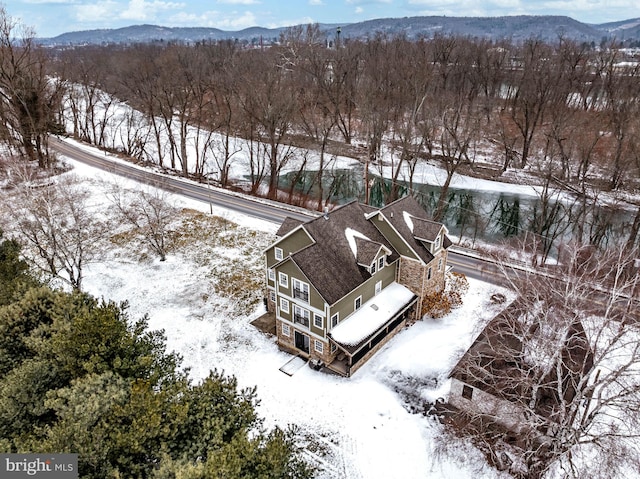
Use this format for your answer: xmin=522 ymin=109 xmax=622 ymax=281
xmin=38 ymin=15 xmax=640 ymax=46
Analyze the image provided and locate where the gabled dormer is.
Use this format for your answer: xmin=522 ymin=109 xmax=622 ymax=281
xmin=352 ymin=236 xmax=391 ymax=274
xmin=410 ymin=217 xmax=448 ymax=255
xmin=372 ymin=196 xmax=451 ymax=266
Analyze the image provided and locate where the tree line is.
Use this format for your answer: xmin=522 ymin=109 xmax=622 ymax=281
xmin=2 ymin=10 xmax=640 ymax=250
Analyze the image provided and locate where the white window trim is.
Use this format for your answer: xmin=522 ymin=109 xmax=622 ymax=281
xmin=293 ymin=303 xmax=312 ymax=324
xmin=280 ymin=298 xmax=289 ymax=313
xmin=269 ymin=290 xmax=276 ymax=301
xmin=292 ymin=278 xmax=310 ymax=302
xmin=275 ymin=247 xmax=283 ymax=261
xmin=378 ymin=256 xmax=384 ymax=270
xmin=282 ymin=323 xmax=291 ymax=337
xmin=370 ymin=261 xmax=376 ymax=274
xmin=268 ymin=269 xmax=275 ymax=281
xmin=279 ymin=272 xmax=288 ymax=288
xmin=313 ymin=314 xmax=323 ymax=329
xmin=354 ymin=296 xmax=362 ymax=311
xmin=314 ymin=339 xmax=324 ymax=353
xmin=375 ymin=280 xmax=382 ymax=295
xmin=330 ymin=313 xmax=339 ymax=328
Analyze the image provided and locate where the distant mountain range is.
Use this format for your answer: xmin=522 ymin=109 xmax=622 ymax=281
xmin=38 ymin=16 xmax=640 ymax=47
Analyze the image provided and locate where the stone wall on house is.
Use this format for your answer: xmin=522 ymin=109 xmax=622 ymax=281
xmin=276 ymin=319 xmax=297 ymax=353
xmin=397 ymin=251 xmax=448 ymax=320
xmin=421 ymin=249 xmax=448 ymax=308
xmin=310 ymin=338 xmax=337 ymax=365
xmin=397 ymin=258 xmax=426 ymax=317
xmin=275 ymin=319 xmax=337 ymax=365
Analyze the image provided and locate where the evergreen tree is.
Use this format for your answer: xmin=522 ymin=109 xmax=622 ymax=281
xmin=0 ymin=229 xmax=37 ymax=306
xmin=0 ymin=283 xmax=313 ymax=478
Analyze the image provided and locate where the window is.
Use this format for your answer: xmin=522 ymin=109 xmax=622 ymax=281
xmin=435 ymin=235 xmax=441 ymax=250
xmin=314 ymin=340 xmax=324 ymax=353
xmin=282 ymin=323 xmax=290 ymax=337
xmin=427 ymin=267 xmax=432 ymax=280
xmin=275 ymin=247 xmax=283 ymax=261
xmin=370 ymin=261 xmax=376 ymax=274
xmin=268 ymin=269 xmax=275 ymax=281
xmin=462 ymin=384 xmax=473 ymax=400
xmin=292 ymin=278 xmax=310 ymax=302
xmin=438 ymin=258 xmax=443 ymax=271
xmin=375 ymin=281 xmax=382 ymax=295
xmin=313 ymin=314 xmax=323 ymax=329
xmin=378 ymin=256 xmax=385 ymax=270
xmin=280 ymin=298 xmax=289 ymax=313
xmin=293 ymin=304 xmax=310 ymax=328
xmin=331 ymin=343 xmax=337 ymax=353
xmin=269 ymin=290 xmax=276 ymax=302
xmin=279 ymin=272 xmax=288 ymax=288
xmin=330 ymin=313 xmax=339 ymax=328
xmin=354 ymin=296 xmax=362 ymax=310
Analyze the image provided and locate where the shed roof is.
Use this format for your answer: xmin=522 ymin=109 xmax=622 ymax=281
xmin=330 ymin=282 xmax=416 ymax=350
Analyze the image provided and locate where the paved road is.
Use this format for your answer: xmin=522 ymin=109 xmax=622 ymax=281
xmin=446 ymin=247 xmax=507 ymax=283
xmin=48 ymin=136 xmax=639 ymax=316
xmin=50 ymin=136 xmax=316 ymax=224
xmin=49 ymin=136 xmax=501 ymax=280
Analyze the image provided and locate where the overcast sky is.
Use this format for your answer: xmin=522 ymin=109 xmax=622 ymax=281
xmin=6 ymin=0 xmax=640 ymax=39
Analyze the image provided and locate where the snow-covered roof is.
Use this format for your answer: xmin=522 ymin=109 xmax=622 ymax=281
xmin=330 ymin=282 xmax=416 ymax=348
xmin=403 ymin=211 xmax=414 ymax=233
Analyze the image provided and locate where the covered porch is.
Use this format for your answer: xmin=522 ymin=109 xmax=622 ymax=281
xmin=327 ymin=283 xmax=417 ymax=377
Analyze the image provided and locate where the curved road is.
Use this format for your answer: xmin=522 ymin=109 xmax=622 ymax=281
xmin=50 ymin=136 xmax=316 ymax=224
xmin=50 ymin=136 xmax=500 ymax=281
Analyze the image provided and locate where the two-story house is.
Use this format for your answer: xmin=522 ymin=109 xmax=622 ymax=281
xmin=264 ymin=195 xmax=451 ymax=377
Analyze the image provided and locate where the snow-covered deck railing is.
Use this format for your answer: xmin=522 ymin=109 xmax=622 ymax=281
xmin=330 ymin=283 xmax=416 ymax=348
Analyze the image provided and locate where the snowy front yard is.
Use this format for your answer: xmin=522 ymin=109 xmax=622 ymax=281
xmin=66 ymin=157 xmax=515 ymax=479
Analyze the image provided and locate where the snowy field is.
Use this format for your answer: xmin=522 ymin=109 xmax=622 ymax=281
xmin=52 ymin=152 xmax=517 ymax=479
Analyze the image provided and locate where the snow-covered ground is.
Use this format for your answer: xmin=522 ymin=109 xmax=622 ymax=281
xmin=50 ymin=150 xmax=516 ymax=479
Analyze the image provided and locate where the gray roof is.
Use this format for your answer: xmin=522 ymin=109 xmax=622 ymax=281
xmin=451 ymin=301 xmax=594 ymax=419
xmin=379 ymin=196 xmax=444 ymax=264
xmin=412 ymin=217 xmax=443 ymax=243
xmin=291 ymin=201 xmax=399 ymax=305
xmin=279 ymin=196 xmax=449 ymax=305
xmin=276 ymin=217 xmax=304 ymax=237
xmin=355 ymin=237 xmax=384 ymax=266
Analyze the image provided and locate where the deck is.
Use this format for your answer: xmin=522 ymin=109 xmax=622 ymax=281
xmin=250 ymin=311 xmax=276 ymax=336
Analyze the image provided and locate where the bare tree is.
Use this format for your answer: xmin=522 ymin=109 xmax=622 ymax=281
xmin=235 ymin=49 xmax=297 ymax=200
xmin=106 ymin=183 xmax=178 ymax=261
xmin=448 ymin=241 xmax=640 ymax=479
xmin=0 ymin=7 xmax=63 ymax=168
xmin=502 ymin=40 xmax=557 ymax=169
xmin=6 ymin=175 xmax=105 ymax=290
